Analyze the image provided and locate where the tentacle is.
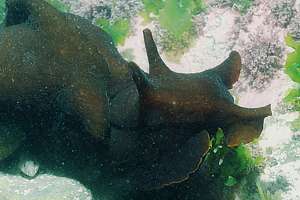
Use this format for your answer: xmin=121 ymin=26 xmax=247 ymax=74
xmin=221 ymin=103 xmax=271 ymax=147
xmin=143 ymin=29 xmax=172 ymax=76
xmin=224 ymin=103 xmax=272 ymax=120
xmin=225 ymin=118 xmax=265 ymax=147
xmin=211 ymin=51 xmax=242 ymax=89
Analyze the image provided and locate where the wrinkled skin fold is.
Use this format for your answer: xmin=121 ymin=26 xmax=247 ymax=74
xmin=0 ymin=0 xmax=272 ymax=198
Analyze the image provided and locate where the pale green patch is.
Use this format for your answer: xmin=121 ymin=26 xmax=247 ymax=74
xmin=158 ymin=0 xmax=193 ymax=39
xmin=96 ymin=18 xmax=130 ymax=45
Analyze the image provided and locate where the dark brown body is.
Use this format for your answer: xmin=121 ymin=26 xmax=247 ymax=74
xmin=1 ymin=0 xmax=135 ymax=140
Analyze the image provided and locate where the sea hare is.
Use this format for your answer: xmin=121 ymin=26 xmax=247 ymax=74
xmin=126 ymin=30 xmax=271 ymax=190
xmin=0 ymin=0 xmax=271 ymax=195
xmin=130 ymin=29 xmax=271 ymax=147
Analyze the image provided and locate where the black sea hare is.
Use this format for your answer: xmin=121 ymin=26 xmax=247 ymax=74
xmin=0 ymin=0 xmax=271 ymax=195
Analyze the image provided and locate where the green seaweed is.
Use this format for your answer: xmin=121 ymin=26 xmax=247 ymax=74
xmin=285 ymin=35 xmax=300 ymax=69
xmin=205 ymin=129 xmax=262 ymax=187
xmin=142 ymin=0 xmax=205 ymax=20
xmin=224 ymin=176 xmax=238 ymax=187
xmin=96 ymin=18 xmax=130 ymax=45
xmin=285 ymin=63 xmax=300 ymax=83
xmin=150 ymin=0 xmax=205 ymax=39
xmin=284 ymin=35 xmax=300 ymax=131
xmin=284 ymin=88 xmax=300 ymax=111
xmin=285 ymin=35 xmax=300 ymax=80
xmin=158 ymin=0 xmax=193 ymax=39
xmin=141 ymin=0 xmax=165 ymax=21
xmin=141 ymin=0 xmax=205 ymax=54
xmin=191 ymin=0 xmax=206 ymax=15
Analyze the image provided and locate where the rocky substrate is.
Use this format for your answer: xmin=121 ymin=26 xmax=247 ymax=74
xmin=0 ymin=173 xmax=92 ymax=200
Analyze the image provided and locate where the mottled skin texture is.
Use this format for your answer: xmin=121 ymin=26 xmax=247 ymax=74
xmin=0 ymin=0 xmax=271 ymax=197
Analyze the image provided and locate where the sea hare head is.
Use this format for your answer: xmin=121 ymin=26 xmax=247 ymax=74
xmin=129 ymin=28 xmax=272 ymax=147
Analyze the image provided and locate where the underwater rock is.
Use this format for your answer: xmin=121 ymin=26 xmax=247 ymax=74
xmin=288 ymin=14 xmax=300 ymax=39
xmin=237 ymin=31 xmax=284 ymax=91
xmin=19 ymin=159 xmax=39 ymax=178
xmin=271 ymin=0 xmax=296 ymax=28
xmin=0 ymin=173 xmax=92 ymax=199
xmin=61 ymin=0 xmax=142 ymax=23
xmin=18 ymin=153 xmax=39 ymax=178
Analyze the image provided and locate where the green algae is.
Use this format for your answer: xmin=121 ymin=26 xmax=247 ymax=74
xmin=285 ymin=35 xmax=300 ymax=81
xmin=224 ymin=175 xmax=238 ymax=187
xmin=141 ymin=0 xmax=205 ymax=55
xmin=284 ymin=35 xmax=300 ymax=131
xmin=205 ymin=129 xmax=263 ymax=187
xmin=158 ymin=0 xmax=194 ymax=40
xmin=141 ymin=0 xmax=165 ymax=22
xmin=96 ymin=18 xmax=130 ymax=45
xmin=285 ymin=35 xmax=300 ymax=69
xmin=284 ymin=87 xmax=300 ymax=112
